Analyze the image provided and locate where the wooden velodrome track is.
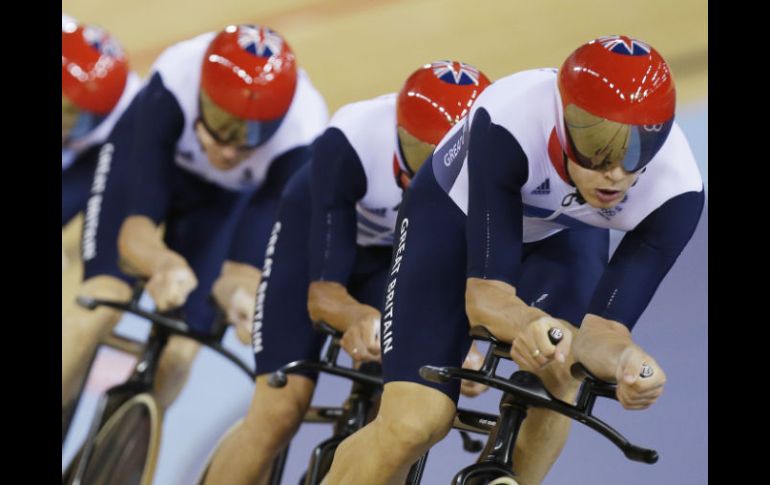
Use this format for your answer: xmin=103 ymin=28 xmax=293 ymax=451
xmin=62 ymin=0 xmax=707 ymax=311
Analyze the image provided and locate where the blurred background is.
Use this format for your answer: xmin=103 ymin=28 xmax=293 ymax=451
xmin=62 ymin=1 xmax=707 ymax=484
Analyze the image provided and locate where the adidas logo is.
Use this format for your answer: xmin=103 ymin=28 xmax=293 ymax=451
xmin=177 ymin=150 xmax=194 ymax=162
xmin=241 ymin=168 xmax=254 ymax=183
xmin=531 ymin=179 xmax=550 ymax=195
xmin=367 ymin=207 xmax=388 ymax=217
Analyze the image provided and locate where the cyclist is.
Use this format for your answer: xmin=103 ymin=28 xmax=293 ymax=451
xmin=203 ymin=61 xmax=492 ymax=485
xmin=62 ymin=24 xmax=328 ymax=416
xmin=324 ymin=36 xmax=705 ymax=485
xmin=61 ymin=16 xmax=141 ymax=263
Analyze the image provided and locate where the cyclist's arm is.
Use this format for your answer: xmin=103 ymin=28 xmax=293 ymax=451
xmin=574 ymin=189 xmax=705 ymax=378
xmin=116 ymin=72 xmax=186 ymax=277
xmin=464 ymin=109 xmax=546 ymax=337
xmin=306 ymin=127 xmax=375 ymax=332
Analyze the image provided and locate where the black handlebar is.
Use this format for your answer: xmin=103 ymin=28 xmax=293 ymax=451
xmin=76 ymin=296 xmax=256 ymax=380
xmin=269 ymin=320 xmax=380 ymax=389
xmin=420 ymin=326 xmax=659 ymax=465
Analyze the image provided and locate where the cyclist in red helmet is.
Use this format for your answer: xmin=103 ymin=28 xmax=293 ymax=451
xmin=324 ymin=36 xmax=704 ymax=485
xmin=62 ymin=24 xmax=328 ymax=419
xmin=61 ymin=16 xmax=141 ymax=228
xmin=201 ymin=61 xmax=491 ymax=484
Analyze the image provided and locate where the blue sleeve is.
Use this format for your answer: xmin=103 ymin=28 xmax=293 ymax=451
xmin=308 ymin=127 xmax=368 ymax=284
xmin=116 ymin=72 xmax=185 ymax=223
xmin=466 ymin=108 xmax=529 ymax=285
xmin=587 ymin=189 xmax=705 ymax=329
xmin=229 ymin=146 xmax=312 ymax=268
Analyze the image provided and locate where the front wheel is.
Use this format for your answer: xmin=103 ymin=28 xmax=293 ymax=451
xmin=487 ymin=477 xmax=519 ymax=485
xmin=69 ymin=393 xmax=162 ymax=485
xmin=453 ymin=465 xmax=519 ymax=485
xmin=464 ymin=476 xmax=518 ymax=485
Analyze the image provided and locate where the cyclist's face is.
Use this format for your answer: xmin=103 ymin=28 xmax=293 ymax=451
xmin=195 ymin=91 xmax=260 ymax=171
xmin=194 ymin=120 xmax=255 ymax=171
xmin=567 ymin=157 xmax=639 ymax=209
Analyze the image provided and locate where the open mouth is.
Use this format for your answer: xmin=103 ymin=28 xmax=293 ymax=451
xmin=595 ymin=188 xmax=622 ymax=204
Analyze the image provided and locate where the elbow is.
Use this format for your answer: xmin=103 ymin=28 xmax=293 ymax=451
xmin=117 ymin=215 xmax=155 ymax=261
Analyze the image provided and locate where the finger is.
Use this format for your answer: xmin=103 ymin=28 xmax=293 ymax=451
xmin=619 ymin=399 xmax=655 ymax=411
xmin=463 ymin=347 xmax=484 ymax=370
xmin=617 ymin=384 xmax=662 ymax=408
xmin=364 ymin=325 xmax=381 ymax=356
xmin=510 ymin=341 xmax=537 ymax=371
xmin=630 ymin=376 xmax=666 ymax=393
xmin=619 ymin=393 xmax=662 ymax=408
xmin=371 ymin=317 xmax=381 ymax=345
xmin=465 ymin=380 xmax=489 ymax=397
xmin=553 ymin=327 xmax=573 ymax=363
xmin=619 ymin=351 xmax=648 ymax=385
xmin=617 ymin=388 xmax=655 ymax=410
xmin=621 ymin=384 xmax=665 ymax=400
xmin=460 ymin=381 xmax=483 ymax=397
xmin=518 ymin=336 xmax=550 ymax=368
xmin=366 ymin=341 xmax=381 ymax=357
xmin=531 ymin=319 xmax=560 ymax=359
xmin=351 ymin=332 xmax=374 ymax=362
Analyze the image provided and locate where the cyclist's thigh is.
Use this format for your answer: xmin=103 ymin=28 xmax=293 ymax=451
xmin=62 ymin=145 xmax=98 ymax=227
xmin=252 ymin=165 xmax=325 ymax=379
xmin=381 ymin=165 xmax=472 ymax=405
xmin=81 ymin=141 xmax=136 ymax=286
xmin=517 ymin=227 xmax=610 ymax=326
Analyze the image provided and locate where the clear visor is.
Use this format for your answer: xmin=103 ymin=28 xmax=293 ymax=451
xmin=564 ymin=104 xmax=673 ymax=173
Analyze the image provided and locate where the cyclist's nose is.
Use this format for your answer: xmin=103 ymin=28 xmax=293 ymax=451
xmin=603 ymin=165 xmax=627 ymax=182
xmin=220 ymin=145 xmax=238 ymax=163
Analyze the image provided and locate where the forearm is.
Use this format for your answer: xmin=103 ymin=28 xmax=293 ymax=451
xmin=307 ymin=280 xmax=379 ymax=332
xmin=465 ymin=277 xmax=548 ymax=341
xmin=117 ymin=215 xmax=177 ymax=277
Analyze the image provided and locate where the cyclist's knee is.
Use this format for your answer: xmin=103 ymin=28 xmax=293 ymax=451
xmin=373 ymin=382 xmax=456 ymax=456
xmin=64 ymin=276 xmax=133 ymax=337
xmin=158 ymin=337 xmax=200 ymax=379
xmin=243 ymin=375 xmax=315 ymax=441
xmin=80 ymin=275 xmax=134 ymax=300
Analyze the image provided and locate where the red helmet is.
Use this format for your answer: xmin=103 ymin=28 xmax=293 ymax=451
xmin=62 ymin=20 xmax=128 ymax=115
xmin=200 ymin=25 xmax=297 ymax=122
xmin=394 ymin=61 xmax=491 ymax=186
xmin=558 ymin=36 xmax=675 ymax=172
